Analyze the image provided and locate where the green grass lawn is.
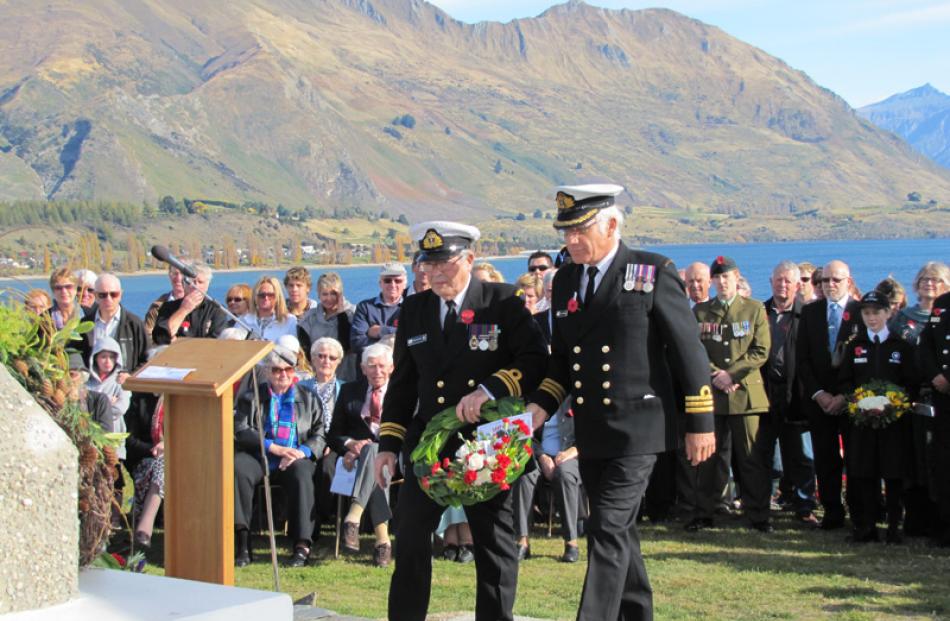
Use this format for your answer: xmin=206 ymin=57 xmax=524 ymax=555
xmin=134 ymin=509 xmax=950 ymax=620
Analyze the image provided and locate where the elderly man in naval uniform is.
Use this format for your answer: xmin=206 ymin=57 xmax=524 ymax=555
xmin=525 ymin=184 xmax=716 ymax=621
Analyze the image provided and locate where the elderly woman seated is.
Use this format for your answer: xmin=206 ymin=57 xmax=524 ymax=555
xmin=327 ymin=342 xmax=394 ymax=567
xmin=233 ymin=349 xmax=326 ymax=568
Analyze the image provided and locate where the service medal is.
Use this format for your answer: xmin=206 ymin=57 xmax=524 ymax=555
xmin=469 ymin=336 xmax=479 ymax=350
xmin=642 ymin=281 xmax=654 ymax=293
xmin=479 ymin=339 xmax=489 ymax=351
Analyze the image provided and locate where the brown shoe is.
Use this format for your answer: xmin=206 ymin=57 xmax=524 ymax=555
xmin=342 ymin=521 xmax=360 ymax=552
xmin=373 ymin=542 xmax=392 ymax=568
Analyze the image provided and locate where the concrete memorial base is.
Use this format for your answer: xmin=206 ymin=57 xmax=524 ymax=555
xmin=2 ymin=569 xmax=292 ymax=621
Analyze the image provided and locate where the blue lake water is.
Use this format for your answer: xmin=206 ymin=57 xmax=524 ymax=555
xmin=4 ymin=238 xmax=948 ymax=317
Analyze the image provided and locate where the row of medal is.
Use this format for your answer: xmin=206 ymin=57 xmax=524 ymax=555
xmin=624 ymin=263 xmax=656 ymax=292
xmin=699 ymin=320 xmax=752 ymax=341
xmin=468 ymin=323 xmax=501 ymax=351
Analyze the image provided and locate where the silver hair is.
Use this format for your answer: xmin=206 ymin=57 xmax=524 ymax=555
xmin=594 ymin=205 xmax=624 ymax=240
xmin=193 ymin=262 xmax=212 ymax=281
xmin=361 ymin=342 xmax=394 ymax=366
xmin=772 ymin=260 xmax=801 ymax=280
xmin=311 ymin=337 xmax=344 ymax=361
xmin=914 ymin=261 xmax=950 ymax=289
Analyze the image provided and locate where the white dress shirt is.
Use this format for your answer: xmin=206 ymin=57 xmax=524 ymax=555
xmin=579 ymin=241 xmax=621 ymax=301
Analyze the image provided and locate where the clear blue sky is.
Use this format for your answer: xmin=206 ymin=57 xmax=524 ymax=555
xmin=430 ymin=0 xmax=950 ymax=108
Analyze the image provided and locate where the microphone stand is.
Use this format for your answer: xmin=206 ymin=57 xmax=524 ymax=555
xmin=182 ymin=276 xmax=281 ymax=591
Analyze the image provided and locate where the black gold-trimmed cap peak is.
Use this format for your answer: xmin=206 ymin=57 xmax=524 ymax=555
xmin=553 ymin=184 xmax=624 ymax=230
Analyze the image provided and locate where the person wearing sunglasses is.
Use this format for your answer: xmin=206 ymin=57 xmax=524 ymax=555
xmin=78 ymin=272 xmax=149 ymax=375
xmin=242 ymin=275 xmax=298 ymax=343
xmin=351 ymin=263 xmax=406 ymax=357
xmin=48 ymin=266 xmax=81 ymax=329
xmin=798 ymin=261 xmax=818 ymax=304
xmin=225 ymin=283 xmax=252 ymax=320
xmin=152 ymin=263 xmax=228 ymax=345
xmin=234 ymin=349 xmax=326 ymax=568
xmin=796 ymin=260 xmax=865 ymax=531
xmin=526 ymin=250 xmax=553 ymax=275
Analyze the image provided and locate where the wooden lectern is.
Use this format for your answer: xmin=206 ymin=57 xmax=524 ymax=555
xmin=124 ymin=338 xmax=273 ymax=586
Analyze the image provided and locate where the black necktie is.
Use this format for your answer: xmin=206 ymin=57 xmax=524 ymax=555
xmin=584 ymin=266 xmax=599 ymax=305
xmin=873 ymin=335 xmax=881 ymax=345
xmin=443 ymin=300 xmax=457 ymax=341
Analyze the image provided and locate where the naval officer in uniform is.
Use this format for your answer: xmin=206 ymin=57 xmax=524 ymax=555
xmin=374 ymin=221 xmax=548 ymax=621
xmin=525 ymin=184 xmax=715 ymax=621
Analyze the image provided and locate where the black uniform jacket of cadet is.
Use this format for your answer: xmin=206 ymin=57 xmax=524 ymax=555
xmin=920 ymin=291 xmax=950 ymax=392
xmin=378 ymin=277 xmax=548 ymax=457
xmin=530 ymin=243 xmax=714 ymax=459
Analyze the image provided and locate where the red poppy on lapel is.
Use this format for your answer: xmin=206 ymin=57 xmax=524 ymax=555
xmin=567 ymin=298 xmax=579 ymax=313
xmin=842 ymin=311 xmax=850 ymax=322
xmin=461 ymin=309 xmax=475 ymax=324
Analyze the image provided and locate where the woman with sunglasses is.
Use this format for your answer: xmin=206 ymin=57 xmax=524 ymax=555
xmin=224 ymin=283 xmax=252 ymax=325
xmin=242 ymin=276 xmax=297 ymax=342
xmin=234 ymin=350 xmax=325 ymax=568
xmin=48 ymin=267 xmax=81 ymax=329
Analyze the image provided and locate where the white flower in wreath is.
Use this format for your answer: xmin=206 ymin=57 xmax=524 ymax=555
xmin=476 ymin=467 xmax=493 ymax=485
xmin=456 ymin=444 xmax=471 ymax=460
xmin=468 ymin=453 xmax=486 ymax=471
xmin=857 ymin=395 xmax=890 ymax=411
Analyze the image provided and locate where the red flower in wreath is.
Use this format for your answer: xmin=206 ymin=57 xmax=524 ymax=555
xmin=496 ymin=453 xmax=512 ymax=469
xmin=431 ymin=462 xmax=441 ymax=475
xmin=442 ymin=457 xmax=451 ymax=469
xmin=112 ymin=552 xmax=127 ymax=568
xmin=421 ymin=476 xmax=431 ymax=489
xmin=524 ymin=445 xmax=533 ymax=456
xmin=514 ymin=420 xmax=531 ymax=437
xmin=461 ymin=309 xmax=475 ymax=325
xmin=499 ymin=482 xmax=510 ymax=491
xmin=491 ymin=468 xmax=507 ymax=484
xmin=567 ymin=297 xmax=579 ymax=313
xmin=463 ymin=470 xmax=478 ymax=485
xmin=842 ymin=311 xmax=850 ymax=321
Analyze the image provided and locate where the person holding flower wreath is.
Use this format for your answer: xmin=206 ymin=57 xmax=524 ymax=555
xmin=374 ymin=220 xmax=548 ymax=621
xmin=836 ymin=290 xmax=919 ymax=544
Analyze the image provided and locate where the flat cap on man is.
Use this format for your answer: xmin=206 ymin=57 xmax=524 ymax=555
xmin=709 ymin=255 xmax=738 ymax=276
xmin=380 ymin=262 xmax=408 ymax=278
xmin=409 ymin=221 xmax=480 ymax=261
xmin=552 ymin=183 xmax=624 ymax=230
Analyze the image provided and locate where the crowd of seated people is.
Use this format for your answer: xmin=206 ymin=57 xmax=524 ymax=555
xmin=32 ymin=252 xmax=950 ymax=571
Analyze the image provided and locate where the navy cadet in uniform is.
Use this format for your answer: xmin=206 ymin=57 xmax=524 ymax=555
xmin=689 ymin=256 xmax=773 ymax=532
xmin=525 ymin=184 xmax=715 ymax=621
xmin=374 ymin=221 xmax=548 ymax=621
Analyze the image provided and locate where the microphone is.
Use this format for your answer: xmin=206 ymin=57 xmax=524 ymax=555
xmin=151 ymin=245 xmax=197 ymax=279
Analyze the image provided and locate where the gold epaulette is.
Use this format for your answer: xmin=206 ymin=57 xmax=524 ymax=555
xmin=685 ymin=385 xmax=714 ymax=414
xmin=538 ymin=378 xmax=567 ymax=404
xmin=379 ymin=422 xmax=406 ymax=440
xmin=492 ymin=368 xmax=524 ymax=397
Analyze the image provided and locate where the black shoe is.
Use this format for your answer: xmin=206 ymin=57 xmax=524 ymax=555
xmin=750 ymin=520 xmax=774 ymax=533
xmin=133 ymin=531 xmax=151 ymax=550
xmin=456 ymin=545 xmax=474 ymax=563
xmin=684 ymin=517 xmax=714 ymax=532
xmin=516 ymin=543 xmax=531 ymax=561
xmin=287 ymin=546 xmax=310 ymax=568
xmin=560 ymin=544 xmax=580 ymax=563
xmin=441 ymin=544 xmax=459 ymax=561
xmin=235 ymin=548 xmax=251 ymax=568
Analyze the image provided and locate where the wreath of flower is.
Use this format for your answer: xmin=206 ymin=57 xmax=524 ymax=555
xmin=410 ymin=396 xmax=533 ymax=507
xmin=847 ymin=380 xmax=911 ymax=429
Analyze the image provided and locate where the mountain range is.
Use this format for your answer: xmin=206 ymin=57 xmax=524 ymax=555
xmin=858 ymin=84 xmax=950 ymax=170
xmin=1 ymin=0 xmax=950 ymax=242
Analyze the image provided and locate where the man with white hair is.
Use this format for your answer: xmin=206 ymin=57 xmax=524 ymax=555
xmin=525 ymin=184 xmax=715 ymax=621
xmin=375 ymin=220 xmax=548 ymax=621
xmin=152 ymin=263 xmax=228 ymax=344
xmin=79 ymin=272 xmax=148 ymax=373
xmin=328 ymin=342 xmax=395 ymax=567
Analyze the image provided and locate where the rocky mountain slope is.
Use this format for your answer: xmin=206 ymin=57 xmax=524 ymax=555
xmin=858 ymin=84 xmax=950 ymax=169
xmin=1 ymin=0 xmax=949 ymax=239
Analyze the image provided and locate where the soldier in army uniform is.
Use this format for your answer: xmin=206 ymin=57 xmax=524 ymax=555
xmin=525 ymin=184 xmax=715 ymax=621
xmin=689 ymin=256 xmax=773 ymax=532
xmin=374 ymin=221 xmax=548 ymax=621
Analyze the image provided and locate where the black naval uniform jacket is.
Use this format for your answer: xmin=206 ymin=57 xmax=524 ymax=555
xmin=378 ymin=277 xmax=548 ymax=457
xmin=529 ymin=243 xmax=714 ymax=458
xmin=920 ymin=291 xmax=950 ymax=408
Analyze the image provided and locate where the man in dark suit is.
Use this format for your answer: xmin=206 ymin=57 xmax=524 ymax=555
xmin=754 ymin=260 xmax=817 ymax=524
xmin=796 ymin=259 xmax=865 ymax=529
xmin=374 ymin=221 xmax=547 ymax=621
xmin=526 ymin=184 xmax=715 ymax=621
xmin=79 ymin=273 xmax=148 ymax=374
